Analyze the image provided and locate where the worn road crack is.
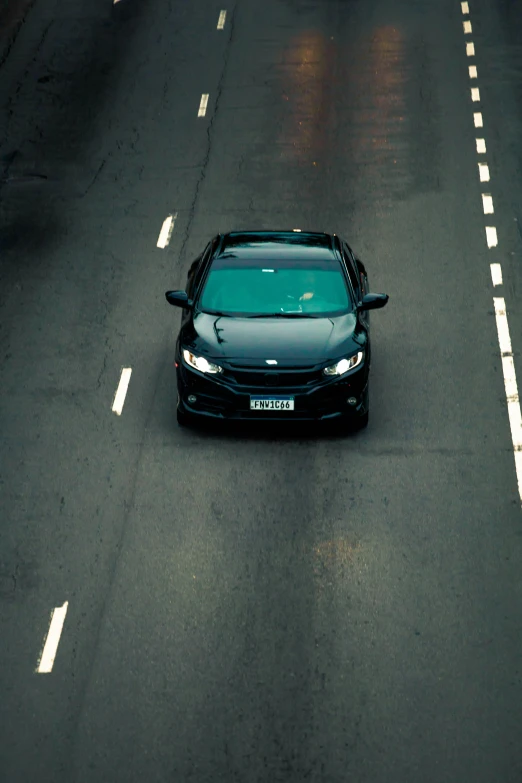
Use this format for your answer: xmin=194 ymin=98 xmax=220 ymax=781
xmin=177 ymin=7 xmax=237 ymax=263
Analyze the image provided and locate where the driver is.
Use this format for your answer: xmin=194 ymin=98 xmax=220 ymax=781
xmin=298 ymin=271 xmax=317 ymax=302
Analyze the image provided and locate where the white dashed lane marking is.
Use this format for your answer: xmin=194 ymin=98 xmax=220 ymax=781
xmin=478 ymin=163 xmax=490 ymax=182
xmin=491 ymin=263 xmax=503 ymax=287
xmin=493 ymin=298 xmax=522 ymax=503
xmin=460 ymin=4 xmax=522 ymax=506
xmin=486 ymin=226 xmax=498 ymax=248
xmin=157 ymin=213 xmax=177 ymax=249
xmin=217 ymin=10 xmax=226 ymax=29
xmin=37 ymin=602 xmax=68 ymax=674
xmin=198 ymin=94 xmax=209 ymax=117
xmin=112 ymin=368 xmax=132 ymax=415
xmin=482 ymin=194 xmax=494 ymax=214
xmin=495 ymin=299 xmax=513 ymax=357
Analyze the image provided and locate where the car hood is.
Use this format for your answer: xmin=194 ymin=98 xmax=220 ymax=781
xmin=186 ymin=311 xmax=361 ymax=365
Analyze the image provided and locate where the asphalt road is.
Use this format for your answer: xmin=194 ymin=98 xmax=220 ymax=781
xmin=1 ymin=0 xmax=522 ymax=781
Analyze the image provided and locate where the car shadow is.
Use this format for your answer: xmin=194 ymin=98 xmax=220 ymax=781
xmin=181 ymin=418 xmax=363 ymax=444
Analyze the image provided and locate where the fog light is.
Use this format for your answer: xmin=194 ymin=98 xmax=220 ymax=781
xmin=188 ymin=395 xmax=197 ymax=403
xmin=347 ymin=397 xmax=357 ymax=406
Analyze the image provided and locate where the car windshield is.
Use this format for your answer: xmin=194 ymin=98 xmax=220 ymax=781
xmin=198 ymin=259 xmax=352 ymax=316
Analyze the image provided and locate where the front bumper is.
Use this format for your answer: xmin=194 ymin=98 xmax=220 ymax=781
xmin=176 ymin=360 xmax=369 ymax=423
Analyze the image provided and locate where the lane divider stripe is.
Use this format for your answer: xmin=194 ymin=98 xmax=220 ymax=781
xmin=493 ymin=298 xmax=512 ymax=353
xmin=460 ymin=3 xmax=522 ymax=505
xmin=490 ymin=263 xmax=502 ymax=286
xmin=486 ymin=226 xmax=498 ymax=248
xmin=482 ymin=194 xmax=494 ymax=214
xmin=37 ymin=602 xmax=68 ymax=674
xmin=493 ymin=299 xmax=522 ymax=501
xmin=157 ymin=213 xmax=177 ymax=249
xmin=198 ymin=94 xmax=209 ymax=117
xmin=478 ymin=162 xmax=490 ymax=181
xmin=112 ymin=368 xmax=132 ymax=415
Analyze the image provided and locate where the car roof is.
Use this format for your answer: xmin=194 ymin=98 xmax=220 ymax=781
xmin=214 ymin=230 xmax=341 ymax=261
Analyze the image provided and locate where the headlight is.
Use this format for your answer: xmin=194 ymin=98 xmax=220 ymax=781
xmin=182 ymin=349 xmax=223 ymax=374
xmin=323 ymin=351 xmax=363 ymax=376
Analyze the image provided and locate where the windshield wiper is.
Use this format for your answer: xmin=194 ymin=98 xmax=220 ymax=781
xmin=247 ymin=312 xmax=319 ymax=319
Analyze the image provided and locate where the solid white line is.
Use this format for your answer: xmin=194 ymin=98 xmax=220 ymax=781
xmin=479 ymin=162 xmax=490 ymax=182
xmin=474 ymin=112 xmax=483 ymax=127
xmin=486 ymin=226 xmax=498 ymax=247
xmin=157 ymin=214 xmax=176 ymax=249
xmin=466 ymin=42 xmax=475 ymax=56
xmin=469 ymin=65 xmax=478 ymax=78
xmin=515 ymin=453 xmax=522 ymax=507
xmin=471 ymin=87 xmax=480 ymax=102
xmin=490 ymin=263 xmax=503 ymax=286
xmin=198 ymin=94 xmax=209 ymax=117
xmin=476 ymin=138 xmax=486 ymax=153
xmin=37 ymin=602 xmax=68 ymax=674
xmin=112 ymin=368 xmax=132 ymax=415
xmin=482 ymin=194 xmax=494 ymax=214
xmin=217 ymin=10 xmax=226 ymax=29
xmin=463 ymin=20 xmax=472 ymax=33
xmin=461 ymin=1 xmax=469 ymax=13
xmin=493 ymin=298 xmax=522 ymax=503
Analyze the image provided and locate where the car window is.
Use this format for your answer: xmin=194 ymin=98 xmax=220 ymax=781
xmin=198 ymin=260 xmax=353 ymax=316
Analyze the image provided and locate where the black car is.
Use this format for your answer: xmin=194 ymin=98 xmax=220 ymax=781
xmin=165 ymin=231 xmax=388 ymax=430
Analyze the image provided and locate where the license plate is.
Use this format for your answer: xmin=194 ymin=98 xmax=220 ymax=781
xmin=250 ymin=396 xmax=295 ymax=411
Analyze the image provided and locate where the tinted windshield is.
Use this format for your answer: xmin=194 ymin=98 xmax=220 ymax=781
xmin=198 ymin=258 xmax=352 ymax=316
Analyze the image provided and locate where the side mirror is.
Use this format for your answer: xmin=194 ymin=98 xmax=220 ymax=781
xmin=165 ymin=290 xmax=193 ymax=309
xmin=358 ymin=293 xmax=389 ymax=312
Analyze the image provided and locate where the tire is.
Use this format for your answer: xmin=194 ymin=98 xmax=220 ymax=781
xmin=352 ymin=383 xmax=369 ymax=431
xmin=176 ymin=400 xmax=194 ymax=428
xmin=177 ymin=407 xmax=190 ymax=427
xmin=354 ymin=409 xmax=369 ymax=430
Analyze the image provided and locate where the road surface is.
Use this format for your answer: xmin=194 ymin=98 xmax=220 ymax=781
xmin=1 ymin=0 xmax=522 ymax=780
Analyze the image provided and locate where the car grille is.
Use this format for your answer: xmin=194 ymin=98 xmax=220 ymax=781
xmin=225 ymin=366 xmax=321 ymax=388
